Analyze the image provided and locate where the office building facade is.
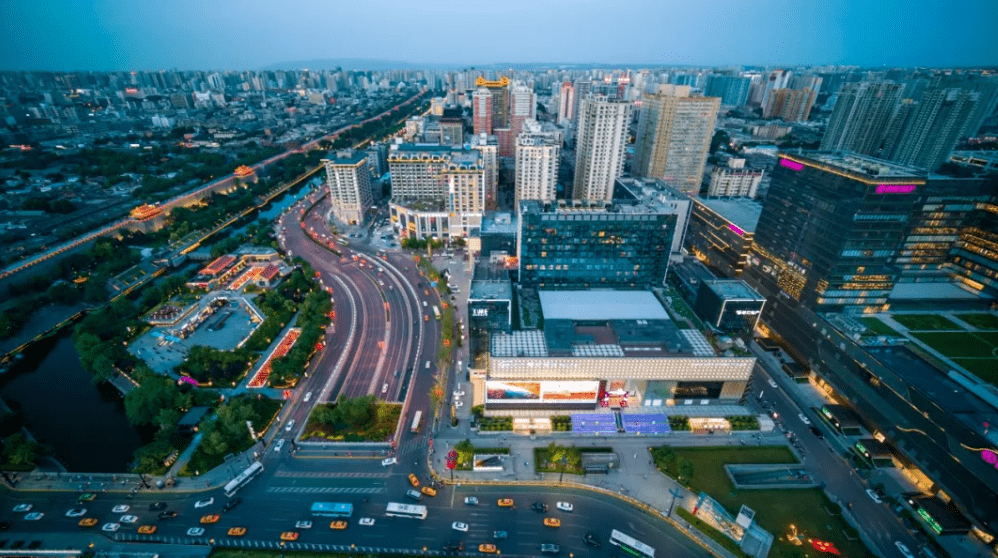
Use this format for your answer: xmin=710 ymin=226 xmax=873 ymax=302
xmin=686 ymin=197 xmax=763 ymax=278
xmin=322 ymin=150 xmax=373 ymax=225
xmin=706 ymin=158 xmax=763 ymax=198
xmin=573 ymin=96 xmax=632 ymax=203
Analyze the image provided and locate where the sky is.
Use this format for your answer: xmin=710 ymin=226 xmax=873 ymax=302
xmin=1 ymin=0 xmax=996 ymax=71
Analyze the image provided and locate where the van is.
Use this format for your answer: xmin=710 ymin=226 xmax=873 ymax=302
xmin=406 ymin=489 xmax=422 ymax=501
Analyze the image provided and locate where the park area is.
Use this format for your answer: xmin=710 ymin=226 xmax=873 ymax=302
xmin=651 ymin=446 xmax=873 ymax=558
xmin=303 ymin=395 xmax=402 ymax=442
xmin=955 ymin=313 xmax=998 ymax=330
xmin=909 ymin=330 xmax=998 ymax=386
xmin=891 ymin=313 xmax=963 ymax=331
xmin=858 ymin=317 xmax=900 ymax=337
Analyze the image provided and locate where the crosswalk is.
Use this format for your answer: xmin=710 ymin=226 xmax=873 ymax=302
xmin=273 ymin=470 xmax=389 ymax=479
xmin=109 ymin=534 xmax=447 ymax=555
xmin=395 ymin=436 xmax=427 ymax=457
xmin=266 ymin=486 xmax=385 ymax=494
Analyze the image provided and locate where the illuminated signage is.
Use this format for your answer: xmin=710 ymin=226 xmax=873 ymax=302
xmin=917 ymin=508 xmax=944 ymax=534
xmin=876 ymin=184 xmax=917 ymax=194
xmin=180 ymin=376 xmax=199 ymax=387
xmin=983 ymin=449 xmax=998 ymax=469
xmin=735 ymin=309 xmax=760 ymax=316
xmin=728 ymin=224 xmax=745 ymax=236
xmin=473 ymin=308 xmax=489 ymax=317
xmin=779 ymin=158 xmax=804 ymax=171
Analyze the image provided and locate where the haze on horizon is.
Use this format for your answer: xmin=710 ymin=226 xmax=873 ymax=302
xmin=1 ymin=0 xmax=996 ymax=72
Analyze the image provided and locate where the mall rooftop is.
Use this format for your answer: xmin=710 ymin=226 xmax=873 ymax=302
xmin=782 ymin=150 xmax=926 ymax=180
xmin=696 ymin=197 xmax=763 ymax=233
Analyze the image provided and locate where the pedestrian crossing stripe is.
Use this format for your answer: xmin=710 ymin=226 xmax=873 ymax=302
xmin=273 ymin=470 xmax=390 ymax=478
xmin=266 ymin=486 xmax=385 ymax=494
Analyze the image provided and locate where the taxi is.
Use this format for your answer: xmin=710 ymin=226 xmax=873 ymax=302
xmin=497 ymin=498 xmax=515 ymax=508
xmin=137 ymin=525 xmax=157 ymax=534
xmin=228 ymin=527 xmax=247 ymax=537
xmin=330 ymin=520 xmax=349 ymax=530
xmin=408 ymin=473 xmax=420 ymax=487
xmin=78 ymin=518 xmax=98 ymax=528
xmin=544 ymin=517 xmax=562 ymax=528
xmin=200 ymin=514 xmax=220 ymax=524
xmin=78 ymin=493 xmax=97 ymax=502
xmin=478 ymin=543 xmax=498 ymax=554
xmin=280 ymin=531 xmax=299 ymax=541
xmin=421 ymin=486 xmax=437 ymax=497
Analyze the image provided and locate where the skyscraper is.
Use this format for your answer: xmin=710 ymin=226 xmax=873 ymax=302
xmin=476 ymin=76 xmax=510 ymax=129
xmin=882 ymin=87 xmax=980 ymax=171
xmin=515 ymin=120 xmax=561 ymax=208
xmin=509 ymin=81 xmax=535 ymax=137
xmin=558 ymin=81 xmax=575 ymax=125
xmin=633 ymin=85 xmax=721 ymax=195
xmin=322 ymin=150 xmax=374 ymax=226
xmin=472 ymin=88 xmax=493 ymax=135
xmin=763 ymin=87 xmax=818 ymax=122
xmin=572 ymin=96 xmax=632 ymax=203
xmin=704 ymin=75 xmax=751 ymax=107
xmin=761 ymin=69 xmax=792 ymax=107
xmin=470 ymin=133 xmax=499 ymax=211
xmin=572 ymin=79 xmax=592 ymax=126
xmin=820 ymin=81 xmax=903 ymax=155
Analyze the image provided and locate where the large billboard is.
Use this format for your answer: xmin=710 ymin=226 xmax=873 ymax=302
xmin=486 ymin=381 xmax=598 ymax=403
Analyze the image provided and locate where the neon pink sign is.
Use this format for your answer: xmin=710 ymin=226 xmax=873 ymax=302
xmin=779 ymin=158 xmax=804 ymax=171
xmin=180 ymin=376 xmax=199 ymax=387
xmin=876 ymin=184 xmax=917 ymax=194
xmin=984 ymin=449 xmax=998 ymax=468
xmin=729 ymin=224 xmax=745 ymax=236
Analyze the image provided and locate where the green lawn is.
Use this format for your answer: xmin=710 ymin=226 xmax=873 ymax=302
xmin=891 ymin=314 xmax=963 ymax=331
xmin=953 ymin=359 xmax=998 ymax=386
xmin=910 ymin=331 xmax=998 ymax=358
xmin=955 ymin=313 xmax=998 ymax=330
xmin=858 ymin=317 xmax=900 ymax=337
xmin=652 ymin=446 xmax=873 ymax=558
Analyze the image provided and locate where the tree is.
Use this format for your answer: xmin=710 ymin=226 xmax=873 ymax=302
xmin=547 ymin=442 xmax=571 ymax=484
xmin=2 ymin=433 xmax=43 ymax=468
xmin=125 ymin=377 xmax=182 ymax=426
xmin=678 ymin=458 xmax=695 ymax=483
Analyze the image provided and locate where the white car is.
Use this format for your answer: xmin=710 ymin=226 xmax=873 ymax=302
xmin=24 ymin=512 xmax=44 ymax=521
xmin=359 ymin=517 xmax=375 ymax=526
xmin=12 ymin=504 xmax=32 ymax=512
xmin=556 ymin=501 xmax=574 ymax=512
xmin=194 ymin=497 xmax=214 ymax=509
xmin=798 ymin=413 xmax=811 ymax=425
xmin=464 ymin=496 xmax=478 ymax=505
xmin=767 ymin=379 xmax=778 ymax=388
xmin=186 ymin=527 xmax=205 ymax=537
xmin=274 ymin=439 xmax=285 ymax=453
xmin=285 ymin=419 xmax=296 ymax=432
xmin=296 ymin=520 xmax=313 ymax=529
xmin=866 ymin=489 xmax=883 ymax=504
xmin=895 ymin=541 xmax=915 ymax=558
xmin=65 ymin=508 xmax=87 ymax=517
xmin=381 ymin=457 xmax=397 ymax=466
xmin=452 ymin=391 xmax=465 ymax=398
xmin=102 ymin=523 xmax=120 ymax=532
xmin=452 ymin=521 xmax=469 ymax=532
xmin=120 ymin=515 xmax=138 ymax=524
xmin=112 ymin=504 xmax=130 ymax=513
xmin=304 ymin=391 xmax=313 ymax=403
xmin=382 ymin=383 xmax=389 ymax=394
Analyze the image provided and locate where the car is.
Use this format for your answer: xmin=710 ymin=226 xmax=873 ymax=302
xmin=540 ymin=543 xmax=561 ymax=554
xmin=280 ymin=531 xmax=299 ymax=541
xmin=112 ymin=504 xmax=130 ymax=513
xmin=79 ymin=518 xmax=99 ymax=528
xmin=767 ymin=379 xmax=778 ymax=388
xmin=304 ymin=391 xmax=313 ymax=402
xmin=809 ymin=426 xmax=824 ymax=438
xmin=13 ymin=504 xmax=32 ymax=513
xmin=866 ymin=489 xmax=883 ymax=504
xmin=120 ymin=515 xmax=138 ymax=524
xmin=421 ymin=486 xmax=437 ymax=497
xmin=359 ymin=517 xmax=375 ymax=526
xmin=798 ymin=413 xmax=812 ymax=425
xmin=452 ymin=521 xmax=469 ymax=532
xmin=464 ymin=496 xmax=479 ymax=505
xmin=532 ymin=502 xmax=549 ymax=512
xmin=223 ymin=497 xmax=242 ymax=512
xmin=228 ymin=526 xmax=247 ymax=537
xmin=296 ymin=520 xmax=313 ymax=529
xmin=382 ymin=457 xmax=397 ymax=466
xmin=408 ymin=473 xmax=420 ymax=487
xmin=274 ymin=439 xmax=285 ymax=453
xmin=556 ymin=501 xmax=573 ymax=512
xmin=493 ymin=530 xmax=508 ymax=540
xmin=187 ymin=527 xmax=205 ymax=537
xmin=497 ymin=498 xmax=514 ymax=507
xmin=454 ymin=401 xmax=464 ymax=408
xmin=138 ymin=525 xmax=157 ymax=534
xmin=65 ymin=508 xmax=87 ymax=517
xmin=78 ymin=492 xmax=97 ymax=502
xmin=583 ymin=532 xmax=601 ymax=547
xmin=478 ymin=544 xmax=498 ymax=554
xmin=407 ymin=489 xmax=423 ymax=501
xmin=194 ymin=497 xmax=214 ymax=509
xmin=158 ymin=511 xmax=178 ymax=520
xmin=895 ymin=541 xmax=915 ymax=558
xmin=102 ymin=523 xmax=120 ymax=532
xmin=443 ymin=541 xmax=464 ymax=552
xmin=544 ymin=517 xmax=561 ymax=528
xmin=382 ymin=383 xmax=388 ymax=394
xmin=148 ymin=502 xmax=167 ymax=511
xmin=329 ymin=520 xmax=348 ymax=530
xmin=285 ymin=419 xmax=296 ymax=432
xmin=24 ymin=511 xmax=44 ymax=520
xmin=200 ymin=514 xmax=220 ymax=524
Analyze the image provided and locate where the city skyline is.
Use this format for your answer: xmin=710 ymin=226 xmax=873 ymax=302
xmin=1 ymin=0 xmax=997 ymax=71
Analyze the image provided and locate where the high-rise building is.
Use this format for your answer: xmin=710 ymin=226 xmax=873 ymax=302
xmin=473 ymin=88 xmax=493 ymax=135
xmin=476 ymin=76 xmax=510 ymax=130
xmin=322 ymin=150 xmax=373 ymax=225
xmin=704 ymin=75 xmax=751 ymax=107
xmin=558 ymin=81 xmax=575 ymax=125
xmin=882 ymin=87 xmax=980 ymax=171
xmin=509 ymin=81 xmax=535 ymax=138
xmin=633 ymin=85 xmax=720 ymax=195
xmin=761 ymin=69 xmax=792 ymax=107
xmin=572 ymin=79 xmax=592 ymax=125
xmin=515 ymin=120 xmax=561 ymax=208
xmin=706 ymin=158 xmax=763 ymax=198
xmin=763 ymin=88 xmax=818 ymax=122
xmin=754 ymin=152 xmax=926 ymax=313
xmin=470 ymin=133 xmax=498 ymax=211
xmin=950 ymin=193 xmax=998 ymax=298
xmin=685 ymin=197 xmax=763 ymax=278
xmin=572 ymin=96 xmax=632 ymax=203
xmin=820 ymin=81 xmax=903 ymax=155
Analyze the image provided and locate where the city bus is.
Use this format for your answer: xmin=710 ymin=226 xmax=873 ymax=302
xmin=609 ymin=529 xmax=656 ymax=558
xmin=410 ymin=410 xmax=423 ymax=434
xmin=223 ymin=462 xmax=264 ymax=497
xmin=310 ymin=502 xmax=354 ymax=518
xmin=385 ymin=502 xmax=427 ymax=520
xmin=432 ymin=306 xmax=441 ymax=320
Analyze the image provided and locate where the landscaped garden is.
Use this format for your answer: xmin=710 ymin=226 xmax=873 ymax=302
xmin=891 ymin=313 xmax=963 ymax=331
xmin=955 ymin=313 xmax=998 ymax=330
xmin=181 ymin=394 xmax=281 ymax=476
xmin=858 ymin=317 xmax=901 ymax=337
xmin=303 ymin=395 xmax=402 ymax=442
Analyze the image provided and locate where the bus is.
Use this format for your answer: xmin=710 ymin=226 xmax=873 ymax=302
xmin=223 ymin=462 xmax=264 ymax=497
xmin=432 ymin=306 xmax=441 ymax=320
xmin=609 ymin=529 xmax=656 ymax=558
xmin=385 ymin=502 xmax=427 ymax=520
xmin=310 ymin=502 xmax=354 ymax=518
xmin=337 ymin=237 xmax=349 ymax=246
xmin=410 ymin=410 xmax=423 ymax=434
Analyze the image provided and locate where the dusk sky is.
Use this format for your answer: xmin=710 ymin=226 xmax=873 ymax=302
xmin=2 ymin=0 xmax=996 ymax=71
